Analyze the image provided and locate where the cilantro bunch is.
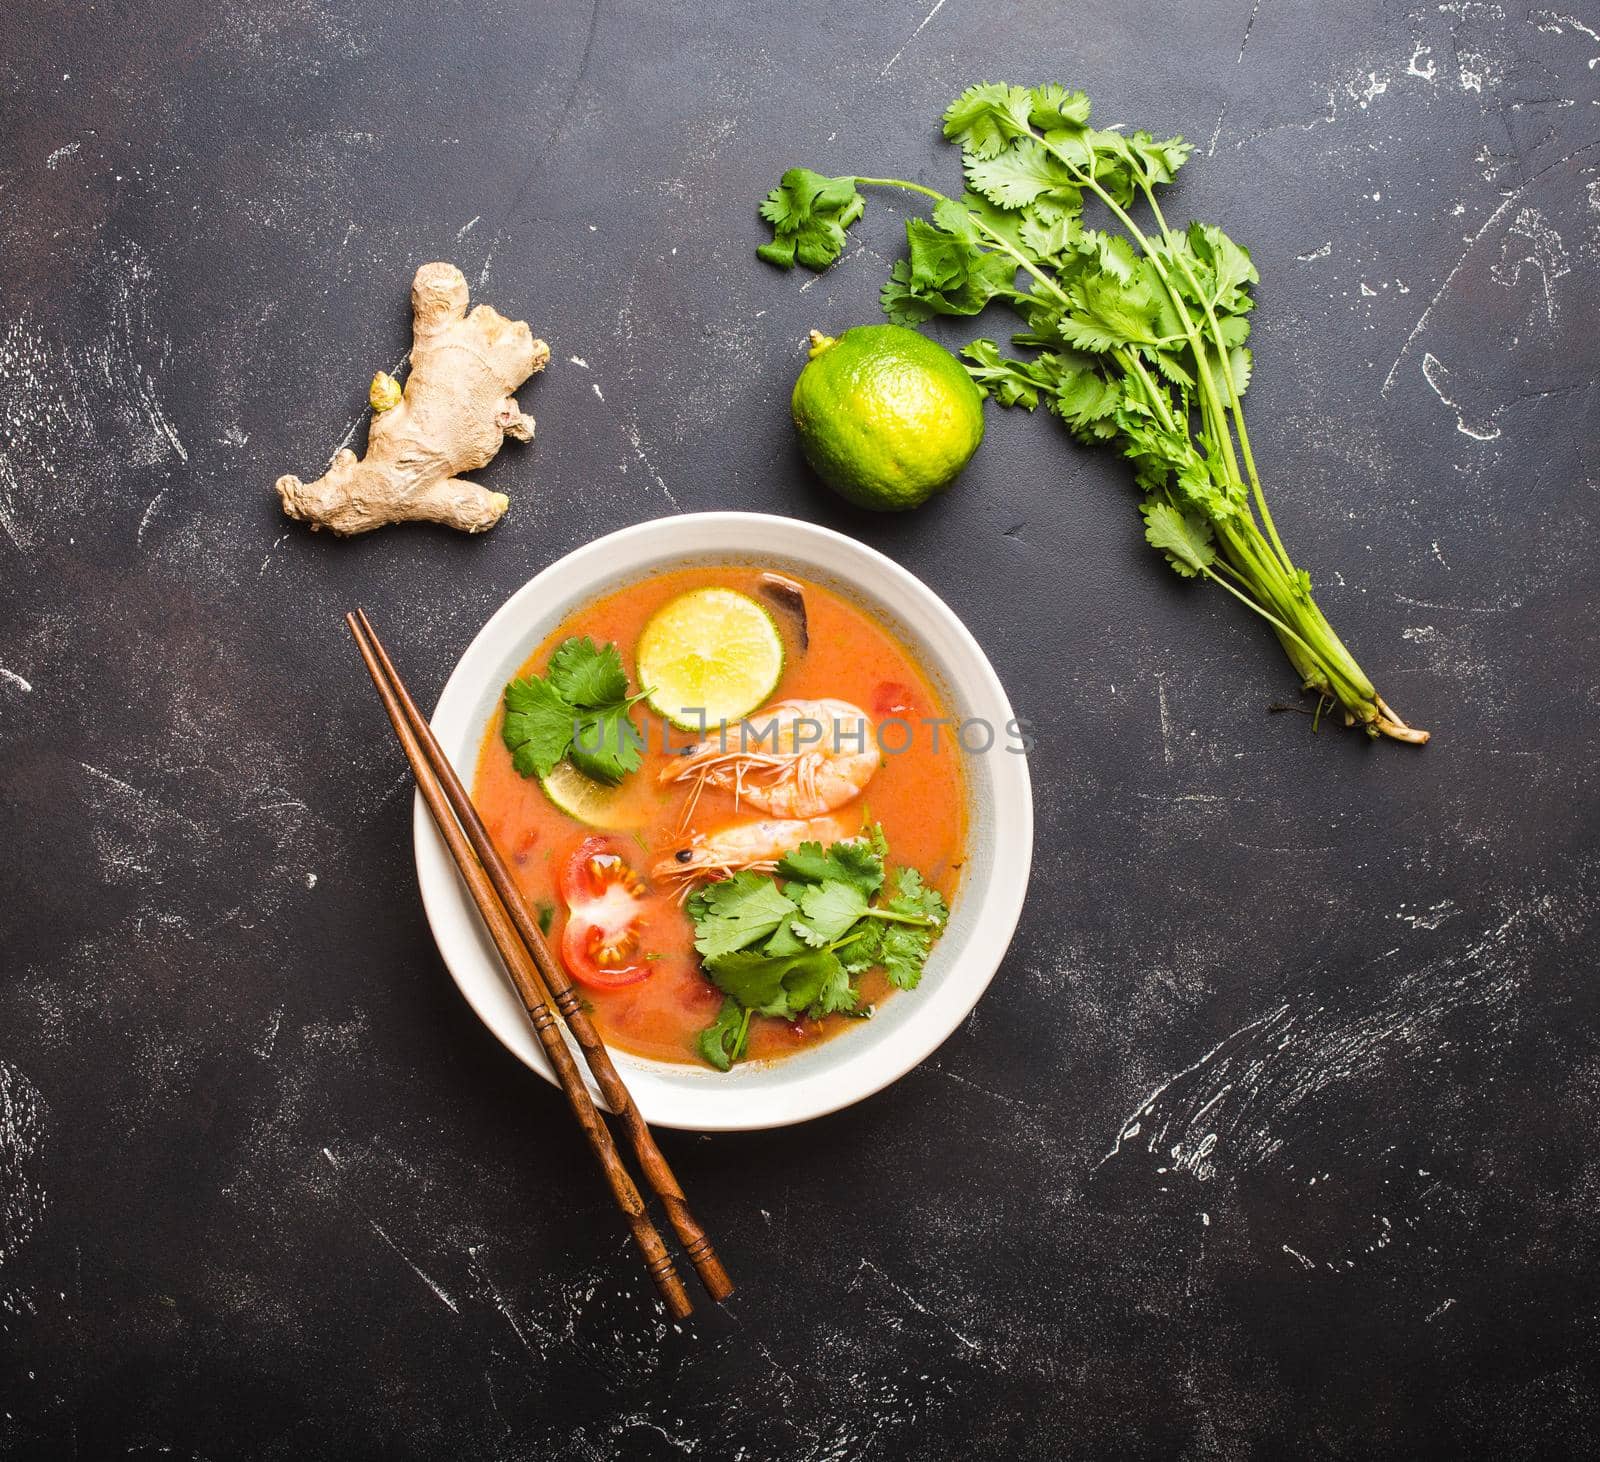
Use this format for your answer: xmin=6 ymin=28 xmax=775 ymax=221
xmin=690 ymin=827 xmax=949 ymax=1070
xmin=501 ymin=637 xmax=649 ymax=784
xmin=757 ymin=83 xmax=1427 ymax=744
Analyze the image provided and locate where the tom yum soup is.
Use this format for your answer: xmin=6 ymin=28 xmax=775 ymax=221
xmin=472 ymin=567 xmax=971 ymax=1071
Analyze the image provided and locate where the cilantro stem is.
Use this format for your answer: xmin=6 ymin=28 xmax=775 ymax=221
xmin=1192 ymin=557 xmax=1361 ymax=697
xmin=858 ymin=908 xmax=940 ymax=928
xmin=1025 ymin=127 xmax=1247 ymax=500
xmin=1120 ymin=348 xmax=1179 ymax=432
xmin=1127 ymin=340 xmax=1374 ymax=706
xmin=853 ymin=176 xmax=943 ymax=202
xmin=1055 ymin=138 xmax=1384 ymax=715
xmin=1138 ymin=182 xmax=1294 ymax=577
xmin=829 ymin=927 xmax=873 ymax=952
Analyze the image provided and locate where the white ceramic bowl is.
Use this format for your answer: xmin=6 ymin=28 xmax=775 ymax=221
xmin=414 ymin=512 xmax=1033 ymax=1130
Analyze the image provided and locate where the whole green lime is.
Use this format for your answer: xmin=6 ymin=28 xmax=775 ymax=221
xmin=791 ymin=325 xmax=985 ymax=511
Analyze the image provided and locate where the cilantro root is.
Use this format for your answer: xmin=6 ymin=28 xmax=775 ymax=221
xmin=756 ymin=86 xmax=1429 ymax=745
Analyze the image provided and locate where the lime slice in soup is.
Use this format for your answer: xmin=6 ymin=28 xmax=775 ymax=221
xmin=540 ymin=759 xmax=643 ymax=829
xmin=637 ymin=588 xmax=784 ymax=730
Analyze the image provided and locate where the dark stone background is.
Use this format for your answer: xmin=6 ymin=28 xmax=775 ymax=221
xmin=2 ymin=1 xmax=1597 ymax=1456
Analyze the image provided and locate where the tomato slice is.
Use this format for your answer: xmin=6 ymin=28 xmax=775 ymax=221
xmin=558 ymin=836 xmax=655 ymax=990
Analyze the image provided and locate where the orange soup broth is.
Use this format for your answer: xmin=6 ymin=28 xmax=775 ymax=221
xmin=472 ymin=566 xmax=967 ymax=1066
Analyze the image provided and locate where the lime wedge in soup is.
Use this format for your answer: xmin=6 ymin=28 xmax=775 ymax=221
xmin=636 ymin=587 xmax=784 ymax=730
xmin=540 ymin=758 xmax=644 ymax=830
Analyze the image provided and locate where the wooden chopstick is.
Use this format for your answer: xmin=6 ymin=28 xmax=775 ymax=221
xmin=346 ymin=613 xmax=695 ymax=1321
xmin=352 ymin=609 xmax=733 ymax=1305
xmin=349 ymin=610 xmax=735 ymax=1309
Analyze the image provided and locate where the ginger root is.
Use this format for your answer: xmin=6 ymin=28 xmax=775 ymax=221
xmin=275 ymin=263 xmax=549 ymax=535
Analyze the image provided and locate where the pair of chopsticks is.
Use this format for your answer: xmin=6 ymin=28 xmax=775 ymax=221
xmin=346 ymin=609 xmax=732 ymax=1321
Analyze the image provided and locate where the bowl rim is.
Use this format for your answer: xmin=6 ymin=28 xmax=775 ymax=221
xmin=413 ymin=510 xmax=1033 ymax=1131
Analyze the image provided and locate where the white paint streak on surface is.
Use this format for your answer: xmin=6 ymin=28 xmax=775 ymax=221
xmin=1530 ymin=9 xmax=1600 ymax=45
xmin=0 ymin=667 xmax=33 ymax=693
xmin=0 ymin=244 xmax=189 ymax=548
xmin=0 ymin=1063 xmax=48 ymax=1271
xmin=321 ymin=1147 xmax=459 ymax=1314
xmin=1205 ymin=0 xmax=1264 ymax=154
xmin=136 ymin=488 xmax=166 ymax=546
xmin=1099 ymin=1004 xmax=1290 ymax=1170
xmin=1382 ymin=193 xmax=1517 ymax=394
xmin=1101 ymin=902 xmax=1548 ymax=1198
xmin=45 ymin=141 xmax=81 ymax=168
xmin=1354 ymin=71 xmax=1390 ymax=108
xmin=255 ymin=1008 xmax=284 ymax=1059
xmin=623 ymin=425 xmax=680 ymax=508
xmin=1397 ymin=899 xmax=1459 ymax=931
xmin=1156 ymin=676 xmax=1174 ymax=766
xmin=477 ymin=236 xmax=500 ymax=288
xmin=259 ymin=531 xmax=290 ymax=576
xmin=1394 ymin=592 xmax=1523 ymax=613
xmin=468 ymin=1245 xmax=552 ymax=1361
xmin=1421 ymin=353 xmax=1503 ymax=440
xmin=877 ymin=0 xmax=948 ymax=80
xmin=80 ymin=761 xmax=147 ymax=802
xmin=365 ymin=1217 xmax=460 ymax=1314
xmin=855 ymin=1258 xmax=985 ymax=1357
xmin=1490 ymin=206 xmax=1570 ymax=323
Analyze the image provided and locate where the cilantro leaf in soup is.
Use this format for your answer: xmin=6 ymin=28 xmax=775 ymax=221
xmin=501 ymin=636 xmax=648 ymax=788
xmin=885 ymin=866 xmax=949 ymax=925
xmin=791 ymin=880 xmax=870 ymax=947
xmin=688 ymin=872 xmax=799 ymax=960
xmin=697 ymin=997 xmax=752 ymax=1072
xmin=704 ymin=948 xmax=851 ymax=1020
xmin=568 ymin=699 xmax=647 ymax=785
xmin=835 ymin=919 xmax=883 ymax=975
xmin=808 ymin=956 xmax=859 ymax=1018
xmin=502 ymin=674 xmax=577 ymax=778
xmin=546 ymin=636 xmax=629 ymax=708
xmin=881 ymin=923 xmax=935 ymax=990
xmin=776 ymin=833 xmax=885 ymax=896
xmin=879 ymin=868 xmax=951 ymax=990
xmin=763 ymin=921 xmax=809 ymax=958
xmin=686 ymin=828 xmax=951 ymax=1068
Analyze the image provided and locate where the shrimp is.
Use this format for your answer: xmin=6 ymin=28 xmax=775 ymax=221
xmin=659 ymin=698 xmax=879 ymax=822
xmin=652 ymin=811 xmax=857 ymax=891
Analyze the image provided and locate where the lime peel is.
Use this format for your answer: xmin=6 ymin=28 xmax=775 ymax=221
xmin=540 ymin=759 xmax=644 ymax=829
xmin=790 ymin=323 xmax=984 ymax=511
